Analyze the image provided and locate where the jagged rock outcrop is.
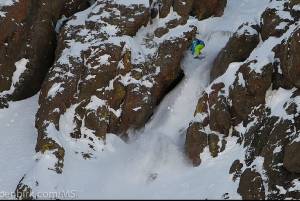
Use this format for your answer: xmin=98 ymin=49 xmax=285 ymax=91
xmin=261 ymin=1 xmax=294 ymax=41
xmin=284 ymin=141 xmax=300 ymax=173
xmin=237 ymin=168 xmax=266 ymax=200
xmin=149 ymin=0 xmax=227 ymax=20
xmin=275 ymin=27 xmax=300 ymax=89
xmin=150 ymin=0 xmax=194 ymax=19
xmin=192 ymin=0 xmax=227 ymax=20
xmin=210 ymin=23 xmax=260 ymax=81
xmin=0 ymin=0 xmax=89 ymax=108
xmin=185 ymin=0 xmax=300 ymax=199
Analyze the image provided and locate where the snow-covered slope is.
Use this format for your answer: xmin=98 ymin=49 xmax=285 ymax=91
xmin=0 ymin=95 xmax=38 ymax=199
xmin=2 ymin=0 xmax=290 ymax=199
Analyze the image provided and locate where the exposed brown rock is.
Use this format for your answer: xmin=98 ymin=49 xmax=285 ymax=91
xmin=238 ymin=168 xmax=265 ymax=200
xmin=210 ymin=23 xmax=260 ymax=81
xmin=151 ymin=0 xmax=225 ymax=21
xmin=208 ymin=83 xmax=231 ymax=135
xmin=173 ymin=0 xmax=194 ymax=18
xmin=0 ymin=0 xmax=90 ymax=105
xmin=276 ymin=27 xmax=300 ymax=89
xmin=261 ymin=8 xmax=291 ymax=41
xmin=229 ymin=62 xmax=273 ymax=124
xmin=290 ymin=0 xmax=300 ymax=19
xmin=229 ymin=160 xmax=243 ymax=182
xmin=159 ymin=0 xmax=173 ymax=18
xmin=61 ymin=0 xmax=90 ymax=17
xmin=185 ymin=122 xmax=208 ymax=166
xmin=192 ymin=0 xmax=227 ymax=20
xmin=208 ymin=134 xmax=220 ymax=157
xmin=284 ymin=142 xmax=300 ymax=173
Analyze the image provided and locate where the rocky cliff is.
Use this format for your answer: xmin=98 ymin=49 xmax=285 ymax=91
xmin=186 ymin=0 xmax=300 ymax=199
xmin=1 ymin=0 xmax=299 ymax=200
xmin=5 ymin=0 xmax=226 ymax=199
xmin=0 ymin=0 xmax=90 ymax=107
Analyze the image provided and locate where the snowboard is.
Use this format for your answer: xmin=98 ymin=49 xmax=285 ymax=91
xmin=194 ymin=55 xmax=205 ymax=60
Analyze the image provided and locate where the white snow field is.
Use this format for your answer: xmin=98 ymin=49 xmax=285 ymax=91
xmin=0 ymin=0 xmax=270 ymax=199
xmin=0 ymin=95 xmax=38 ymax=199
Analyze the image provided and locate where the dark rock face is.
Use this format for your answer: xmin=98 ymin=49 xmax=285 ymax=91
xmin=185 ymin=122 xmax=208 ymax=166
xmin=276 ymin=27 xmax=300 ymax=89
xmin=210 ymin=23 xmax=260 ymax=81
xmin=261 ymin=2 xmax=293 ymax=41
xmin=229 ymin=160 xmax=243 ymax=182
xmin=185 ymin=0 xmax=300 ymax=199
xmin=238 ymin=169 xmax=265 ymax=200
xmin=284 ymin=142 xmax=300 ymax=173
xmin=0 ymin=0 xmax=89 ymax=106
xmin=229 ymin=63 xmax=273 ymax=124
xmin=150 ymin=0 xmax=194 ymax=19
xmin=150 ymin=0 xmax=226 ymax=20
xmin=261 ymin=9 xmax=286 ymax=41
xmin=208 ymin=83 xmax=231 ymax=135
xmin=192 ymin=0 xmax=227 ymax=20
xmin=61 ymin=0 xmax=90 ymax=17
xmin=173 ymin=0 xmax=194 ymax=18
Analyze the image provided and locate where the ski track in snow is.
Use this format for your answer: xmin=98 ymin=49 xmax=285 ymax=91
xmin=0 ymin=0 xmax=270 ymax=199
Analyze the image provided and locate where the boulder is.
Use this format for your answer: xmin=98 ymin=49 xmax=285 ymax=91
xmin=152 ymin=0 xmax=225 ymax=21
xmin=185 ymin=122 xmax=208 ymax=166
xmin=159 ymin=0 xmax=173 ymax=18
xmin=290 ymin=0 xmax=300 ymax=19
xmin=208 ymin=83 xmax=231 ymax=135
xmin=283 ymin=142 xmax=300 ymax=173
xmin=210 ymin=23 xmax=260 ymax=81
xmin=0 ymin=0 xmax=90 ymax=106
xmin=229 ymin=62 xmax=273 ymax=124
xmin=238 ymin=169 xmax=265 ymax=200
xmin=151 ymin=0 xmax=194 ymax=19
xmin=192 ymin=0 xmax=227 ymax=20
xmin=173 ymin=0 xmax=194 ymax=18
xmin=229 ymin=160 xmax=244 ymax=181
xmin=276 ymin=27 xmax=300 ymax=89
xmin=261 ymin=8 xmax=291 ymax=41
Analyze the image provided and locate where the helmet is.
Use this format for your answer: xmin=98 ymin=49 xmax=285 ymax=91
xmin=198 ymin=39 xmax=205 ymax=46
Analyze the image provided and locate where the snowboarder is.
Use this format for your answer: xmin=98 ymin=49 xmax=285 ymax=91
xmin=191 ymin=39 xmax=205 ymax=58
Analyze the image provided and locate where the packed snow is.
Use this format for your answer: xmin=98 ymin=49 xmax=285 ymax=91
xmin=0 ymin=58 xmax=29 ymax=96
xmin=0 ymin=0 xmax=273 ymax=199
xmin=0 ymin=95 xmax=38 ymax=199
xmin=12 ymin=58 xmax=29 ymax=86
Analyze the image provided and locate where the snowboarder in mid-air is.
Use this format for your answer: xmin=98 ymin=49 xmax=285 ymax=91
xmin=191 ymin=39 xmax=205 ymax=58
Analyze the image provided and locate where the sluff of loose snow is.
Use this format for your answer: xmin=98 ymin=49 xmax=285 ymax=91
xmin=0 ymin=95 xmax=38 ymax=199
xmin=0 ymin=0 xmax=277 ymax=199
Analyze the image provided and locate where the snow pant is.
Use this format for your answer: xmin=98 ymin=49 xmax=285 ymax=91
xmin=193 ymin=44 xmax=205 ymax=57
